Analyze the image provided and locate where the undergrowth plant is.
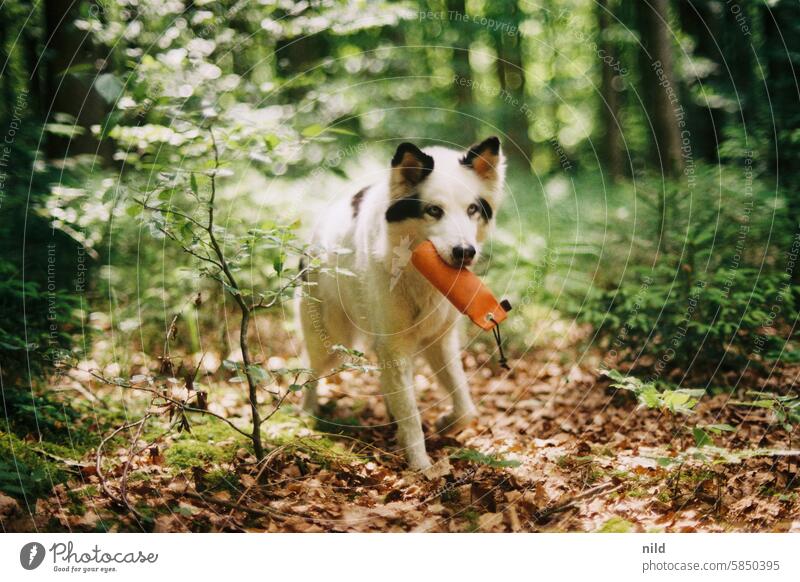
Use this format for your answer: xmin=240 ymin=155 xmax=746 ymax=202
xmin=572 ymin=166 xmax=800 ymax=382
xmin=602 ymin=369 xmax=735 ymax=448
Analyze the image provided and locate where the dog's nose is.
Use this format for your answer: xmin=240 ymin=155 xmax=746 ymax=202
xmin=452 ymin=244 xmax=476 ymax=264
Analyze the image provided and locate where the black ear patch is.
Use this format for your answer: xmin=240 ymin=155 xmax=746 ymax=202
xmin=391 ymin=143 xmax=434 ymax=185
xmin=460 ymin=136 xmax=502 ymax=181
xmin=461 ymin=137 xmax=500 ymax=165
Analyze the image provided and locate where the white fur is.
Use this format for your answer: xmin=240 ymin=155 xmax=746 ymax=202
xmin=297 ymin=142 xmax=505 ymax=469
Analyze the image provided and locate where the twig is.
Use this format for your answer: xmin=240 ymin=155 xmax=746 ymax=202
xmin=135 ymin=198 xmax=208 ymax=231
xmin=303 ymin=432 xmax=402 ymax=460
xmin=253 ymin=265 xmax=311 ymax=310
xmin=260 ymin=389 xmax=293 ymax=426
xmin=156 ymin=225 xmax=224 ymax=269
xmin=182 ymin=490 xmax=277 ymax=518
xmin=220 ymin=444 xmax=289 ymax=532
xmin=52 ymin=382 xmax=107 ymax=408
xmin=119 ymin=407 xmax=151 ymax=520
xmin=533 ymin=481 xmax=623 ymax=522
xmin=29 ymin=448 xmax=90 ymax=472
xmin=206 ymin=128 xmax=264 ymax=460
xmin=95 ymin=416 xmax=150 ymax=518
xmin=88 ymin=370 xmax=254 ymax=440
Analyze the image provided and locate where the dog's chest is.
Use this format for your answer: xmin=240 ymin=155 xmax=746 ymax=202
xmin=397 ymin=268 xmax=459 ymax=333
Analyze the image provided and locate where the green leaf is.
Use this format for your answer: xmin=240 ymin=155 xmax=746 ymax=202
xmin=450 ymin=448 xmax=521 ymax=468
xmin=692 ymin=427 xmax=712 ymax=447
xmin=263 ymin=134 xmax=280 ymax=149
xmin=326 ymin=127 xmax=358 ymax=136
xmin=95 ymin=73 xmax=125 ymax=104
xmin=301 ymin=124 xmax=325 ymax=138
xmin=597 ymin=517 xmax=634 ymax=533
xmin=99 ymin=110 xmax=122 ymax=140
xmin=126 ymin=204 xmax=143 ymax=217
xmin=702 ymin=423 xmax=736 ymax=434
xmin=246 ymin=365 xmax=268 ymax=382
xmin=44 ymin=123 xmax=85 ymax=137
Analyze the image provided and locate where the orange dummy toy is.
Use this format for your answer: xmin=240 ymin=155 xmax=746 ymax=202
xmin=411 ymin=240 xmax=512 ymax=368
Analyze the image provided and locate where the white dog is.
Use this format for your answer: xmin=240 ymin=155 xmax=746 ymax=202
xmin=298 ymin=137 xmax=506 ymax=469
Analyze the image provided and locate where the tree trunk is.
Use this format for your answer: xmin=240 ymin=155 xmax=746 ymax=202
xmin=597 ymin=0 xmax=623 ymax=180
xmin=488 ymin=0 xmax=533 ymax=163
xmin=763 ymin=1 xmax=800 ymax=282
xmin=447 ymin=0 xmax=473 ymax=110
xmin=0 ymin=13 xmax=13 ymax=116
xmin=24 ymin=4 xmax=43 ymax=116
xmin=44 ymin=0 xmax=112 ymax=159
xmin=677 ymin=0 xmax=730 ymax=163
xmin=636 ymin=0 xmax=683 ymax=176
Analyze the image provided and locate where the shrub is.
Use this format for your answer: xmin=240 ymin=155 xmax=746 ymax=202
xmin=586 ymin=266 xmax=798 ymax=379
xmin=567 ymin=165 xmax=799 ymax=381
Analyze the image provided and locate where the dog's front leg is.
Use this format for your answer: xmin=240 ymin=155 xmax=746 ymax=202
xmin=423 ymin=329 xmax=478 ymax=433
xmin=377 ymin=345 xmax=431 ymax=470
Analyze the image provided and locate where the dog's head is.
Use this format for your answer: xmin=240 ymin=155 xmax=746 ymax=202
xmin=386 ymin=137 xmax=506 ymax=268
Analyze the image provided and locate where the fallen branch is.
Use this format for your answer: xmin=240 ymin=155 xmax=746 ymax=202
xmin=119 ymin=409 xmax=150 ymax=521
xmin=533 ymin=481 xmax=623 ymax=522
xmin=95 ymin=415 xmax=151 ymax=521
xmin=182 ymin=490 xmax=277 ymax=519
xmin=29 ymin=448 xmax=91 ymax=472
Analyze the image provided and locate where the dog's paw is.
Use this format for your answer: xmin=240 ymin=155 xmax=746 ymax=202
xmin=436 ymin=410 xmax=477 ymax=434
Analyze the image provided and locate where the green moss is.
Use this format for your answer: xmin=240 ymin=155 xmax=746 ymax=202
xmin=656 ymin=489 xmax=672 ymax=503
xmin=204 ymin=469 xmax=241 ymax=493
xmin=282 ymin=436 xmax=365 ymax=467
xmin=591 ymin=444 xmax=616 ymax=457
xmin=588 ymin=467 xmax=606 ymax=482
xmin=264 ymin=410 xmax=366 ymax=466
xmin=463 ymin=509 xmax=480 ymax=533
xmin=163 ymin=419 xmax=251 ymax=470
xmin=126 ymin=470 xmax=153 ymax=485
xmin=161 ymin=407 xmax=368 ymax=474
xmin=36 ymin=439 xmax=88 ymax=462
xmin=626 ymin=487 xmax=648 ymax=498
xmin=597 ymin=516 xmax=634 ymax=533
xmin=0 ymin=430 xmax=69 ymax=500
xmin=65 ymin=489 xmax=87 ymax=516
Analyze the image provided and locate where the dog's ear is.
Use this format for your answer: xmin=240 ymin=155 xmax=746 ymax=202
xmin=391 ymin=143 xmax=434 ymax=192
xmin=461 ymin=136 xmax=505 ymax=184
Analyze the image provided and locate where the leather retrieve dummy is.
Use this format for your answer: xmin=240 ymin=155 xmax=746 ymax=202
xmin=411 ymin=240 xmax=512 ymax=369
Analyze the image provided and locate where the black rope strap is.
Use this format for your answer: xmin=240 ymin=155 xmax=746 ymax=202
xmin=490 ymin=320 xmax=510 ymax=371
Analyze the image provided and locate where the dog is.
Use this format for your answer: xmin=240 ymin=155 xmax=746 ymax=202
xmin=298 ymin=137 xmax=506 ymax=469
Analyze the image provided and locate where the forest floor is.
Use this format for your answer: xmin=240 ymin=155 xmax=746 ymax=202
xmin=2 ymin=338 xmax=800 ymax=533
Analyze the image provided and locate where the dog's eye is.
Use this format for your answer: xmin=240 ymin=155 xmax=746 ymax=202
xmin=425 ymin=205 xmax=444 ymax=219
xmin=467 ymin=203 xmax=480 ymax=216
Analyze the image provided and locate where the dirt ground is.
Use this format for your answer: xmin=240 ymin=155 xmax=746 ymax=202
xmin=3 ymin=341 xmax=800 ymax=533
